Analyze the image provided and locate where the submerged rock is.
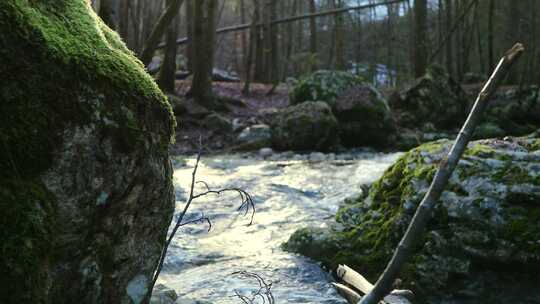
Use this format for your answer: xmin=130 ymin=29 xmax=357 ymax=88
xmin=0 ymin=1 xmax=175 ymax=303
xmin=389 ymin=65 xmax=468 ymax=130
xmin=334 ymin=85 xmax=396 ymax=147
xmin=285 ymin=135 xmax=540 ymax=302
xmin=272 ymin=101 xmax=339 ymax=151
xmin=237 ymin=124 xmax=272 ymax=149
xmin=151 ymin=284 xmax=178 ymax=304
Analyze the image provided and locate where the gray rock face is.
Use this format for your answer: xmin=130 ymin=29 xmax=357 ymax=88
xmin=150 ymin=284 xmax=178 ymax=304
xmin=237 ymin=124 xmax=272 ymax=149
xmin=0 ymin=1 xmax=175 ymax=303
xmin=334 ymin=84 xmax=396 ymax=147
xmin=271 ymin=101 xmax=339 ymax=151
xmin=285 ymin=135 xmax=540 ymax=303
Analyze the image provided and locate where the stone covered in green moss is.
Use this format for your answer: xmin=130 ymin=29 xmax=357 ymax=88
xmin=482 ymin=85 xmax=540 ymax=137
xmin=289 ymin=70 xmax=363 ymax=107
xmin=334 ymin=84 xmax=396 ymax=147
xmin=284 ymin=136 xmax=540 ymax=302
xmin=271 ymin=101 xmax=339 ymax=151
xmin=389 ymin=65 xmax=468 ymax=130
xmin=0 ymin=1 xmax=175 ymax=303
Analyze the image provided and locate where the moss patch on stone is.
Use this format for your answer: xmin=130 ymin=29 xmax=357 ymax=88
xmin=285 ymin=136 xmax=540 ymax=302
xmin=0 ymin=0 xmax=175 ymax=178
xmin=0 ymin=179 xmax=55 ymax=303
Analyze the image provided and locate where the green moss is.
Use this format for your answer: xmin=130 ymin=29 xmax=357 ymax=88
xmin=0 ymin=179 xmax=55 ymax=303
xmin=289 ymin=70 xmax=363 ymax=106
xmin=0 ymin=0 xmax=175 ymax=178
xmin=502 ymin=207 xmax=540 ymax=253
xmin=493 ymin=161 xmax=538 ymax=185
xmin=464 ymin=143 xmax=497 ymax=158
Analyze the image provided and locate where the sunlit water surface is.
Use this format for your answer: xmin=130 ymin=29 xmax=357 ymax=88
xmin=158 ymin=152 xmax=401 ymax=303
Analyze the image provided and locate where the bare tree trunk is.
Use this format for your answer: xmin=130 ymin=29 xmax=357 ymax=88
xmin=186 ymin=0 xmax=194 ymax=73
xmin=487 ymin=0 xmax=495 ymax=72
xmin=99 ymin=0 xmax=120 ymax=30
xmin=91 ymin=0 xmax=101 ymax=13
xmin=334 ymin=0 xmax=346 ymax=70
xmin=309 ymin=0 xmax=318 ymax=69
xmin=358 ymin=44 xmax=525 ymax=304
xmin=139 ymin=0 xmax=185 ymax=66
xmin=243 ymin=1 xmax=260 ymax=95
xmin=262 ymin=0 xmax=278 ymax=83
xmin=190 ymin=0 xmax=217 ymax=108
xmin=157 ymin=0 xmax=180 ymax=93
xmin=239 ymin=0 xmax=248 ymax=72
xmin=118 ymin=0 xmax=129 ymax=39
xmin=413 ymin=0 xmax=427 ymax=77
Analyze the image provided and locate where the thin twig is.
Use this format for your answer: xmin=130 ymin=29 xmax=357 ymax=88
xmin=146 ymin=137 xmax=256 ymax=301
xmin=231 ymin=271 xmax=275 ymax=304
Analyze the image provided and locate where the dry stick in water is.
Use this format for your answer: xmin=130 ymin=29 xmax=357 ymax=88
xmin=358 ymin=43 xmax=525 ymax=304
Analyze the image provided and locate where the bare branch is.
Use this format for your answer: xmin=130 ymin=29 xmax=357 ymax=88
xmin=146 ymin=137 xmax=256 ymax=300
xmin=231 ymin=271 xmax=275 ymax=304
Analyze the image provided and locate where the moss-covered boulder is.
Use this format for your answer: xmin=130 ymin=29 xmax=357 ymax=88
xmin=0 ymin=1 xmax=175 ymax=303
xmin=389 ymin=65 xmax=468 ymax=130
xmin=289 ymin=70 xmax=363 ymax=106
xmin=482 ymin=85 xmax=540 ymax=137
xmin=284 ymin=135 xmax=540 ymax=302
xmin=271 ymin=101 xmax=339 ymax=151
xmin=334 ymin=85 xmax=396 ymax=147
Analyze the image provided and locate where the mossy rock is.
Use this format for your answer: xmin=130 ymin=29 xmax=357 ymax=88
xmin=483 ymin=85 xmax=540 ymax=137
xmin=0 ymin=1 xmax=175 ymax=303
xmin=389 ymin=65 xmax=468 ymax=130
xmin=473 ymin=122 xmax=505 ymax=139
xmin=289 ymin=70 xmax=363 ymax=107
xmin=271 ymin=101 xmax=339 ymax=151
xmin=334 ymin=84 xmax=396 ymax=147
xmin=285 ymin=136 xmax=540 ymax=303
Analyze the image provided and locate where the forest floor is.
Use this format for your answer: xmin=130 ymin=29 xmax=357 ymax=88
xmin=171 ymin=81 xmax=290 ymax=154
xmin=169 ymin=80 xmax=513 ymax=155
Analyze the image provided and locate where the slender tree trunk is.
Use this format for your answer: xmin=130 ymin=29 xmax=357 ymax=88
xmin=91 ymin=0 xmax=101 ymax=13
xmin=309 ymin=0 xmax=318 ymax=69
xmin=239 ymin=0 xmax=248 ymax=73
xmin=487 ymin=0 xmax=495 ymax=72
xmin=190 ymin=0 xmax=217 ymax=108
xmin=475 ymin=4 xmax=485 ymax=75
xmin=243 ymin=0 xmax=260 ymax=95
xmin=455 ymin=0 xmax=462 ymax=80
xmin=118 ymin=0 xmax=129 ymax=39
xmin=139 ymin=0 xmax=186 ymax=66
xmin=413 ymin=0 xmax=427 ymax=77
xmin=157 ymin=0 xmax=180 ymax=93
xmin=186 ymin=0 xmax=194 ymax=73
xmin=99 ymin=0 xmax=120 ymax=30
xmin=335 ymin=0 xmax=346 ymax=70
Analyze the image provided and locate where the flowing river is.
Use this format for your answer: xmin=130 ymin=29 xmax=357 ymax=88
xmin=157 ymin=151 xmax=402 ymax=303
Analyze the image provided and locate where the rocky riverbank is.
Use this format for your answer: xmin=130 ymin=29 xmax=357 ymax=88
xmin=284 ymin=132 xmax=540 ymax=303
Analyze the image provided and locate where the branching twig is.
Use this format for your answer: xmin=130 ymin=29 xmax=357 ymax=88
xmin=231 ymin=271 xmax=275 ymax=304
xmin=146 ymin=138 xmax=256 ymax=301
xmin=358 ymin=43 xmax=525 ymax=304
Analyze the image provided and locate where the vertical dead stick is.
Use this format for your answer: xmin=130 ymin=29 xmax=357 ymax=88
xmin=359 ymin=43 xmax=525 ymax=304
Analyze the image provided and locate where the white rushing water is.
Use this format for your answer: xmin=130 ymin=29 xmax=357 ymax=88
xmin=158 ymin=152 xmax=401 ymax=303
